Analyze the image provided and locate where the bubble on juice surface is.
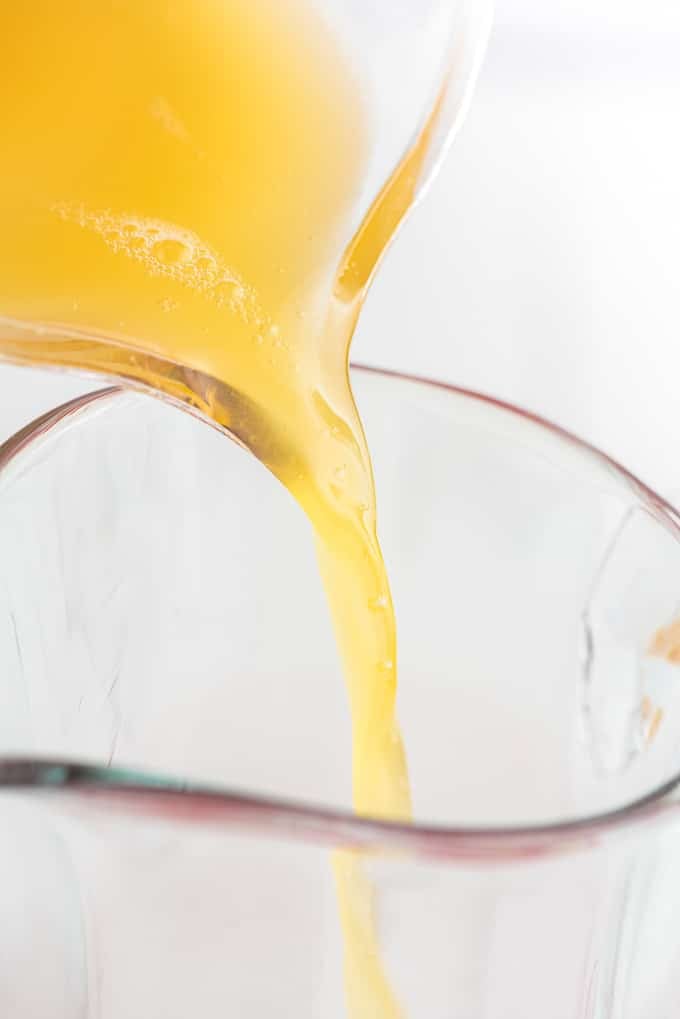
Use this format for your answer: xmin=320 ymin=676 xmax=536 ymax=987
xmin=151 ymin=238 xmax=192 ymax=266
xmin=51 ymin=201 xmax=262 ymax=323
xmin=195 ymin=255 xmax=217 ymax=277
xmin=214 ymin=279 xmax=246 ymax=309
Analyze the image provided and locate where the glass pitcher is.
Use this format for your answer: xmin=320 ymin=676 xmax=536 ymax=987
xmin=0 ymin=0 xmax=491 ymax=406
xmin=2 ymin=365 xmax=680 ymax=1018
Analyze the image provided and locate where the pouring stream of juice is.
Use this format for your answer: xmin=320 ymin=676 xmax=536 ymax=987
xmin=1 ymin=2 xmax=447 ymax=1014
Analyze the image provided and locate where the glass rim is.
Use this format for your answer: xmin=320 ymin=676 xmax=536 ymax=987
xmin=2 ymin=362 xmax=680 ymax=862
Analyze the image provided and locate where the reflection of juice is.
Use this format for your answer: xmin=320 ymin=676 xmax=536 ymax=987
xmin=0 ymin=2 xmax=437 ymax=1014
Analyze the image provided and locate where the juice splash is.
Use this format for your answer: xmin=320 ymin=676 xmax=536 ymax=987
xmin=0 ymin=1 xmax=441 ymax=1013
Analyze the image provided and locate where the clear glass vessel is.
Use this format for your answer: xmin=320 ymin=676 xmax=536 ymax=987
xmin=2 ymin=366 xmax=680 ymax=1017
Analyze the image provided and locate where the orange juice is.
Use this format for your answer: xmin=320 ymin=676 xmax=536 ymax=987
xmin=0 ymin=2 xmax=440 ymax=1014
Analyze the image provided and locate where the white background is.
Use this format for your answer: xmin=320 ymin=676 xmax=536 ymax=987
xmin=2 ymin=0 xmax=680 ymax=499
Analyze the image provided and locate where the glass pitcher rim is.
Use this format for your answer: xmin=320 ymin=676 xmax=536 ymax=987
xmin=2 ymin=363 xmax=680 ymax=863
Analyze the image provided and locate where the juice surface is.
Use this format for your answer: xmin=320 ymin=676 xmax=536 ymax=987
xmin=0 ymin=2 xmax=436 ymax=1014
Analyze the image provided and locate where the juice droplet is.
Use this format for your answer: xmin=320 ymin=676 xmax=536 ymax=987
xmin=369 ymin=594 xmax=389 ymax=611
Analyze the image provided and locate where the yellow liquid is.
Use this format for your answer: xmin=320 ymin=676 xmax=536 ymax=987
xmin=0 ymin=2 xmax=439 ymax=1013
